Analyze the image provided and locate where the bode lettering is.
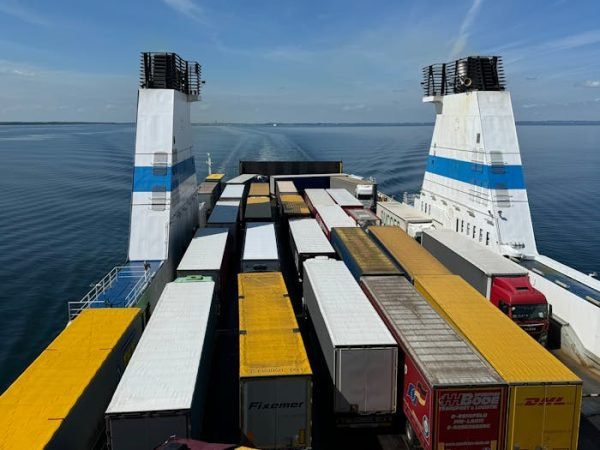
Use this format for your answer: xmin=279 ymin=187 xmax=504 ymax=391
xmin=524 ymin=397 xmax=565 ymax=406
xmin=439 ymin=392 xmax=500 ymax=411
xmin=249 ymin=401 xmax=304 ymax=410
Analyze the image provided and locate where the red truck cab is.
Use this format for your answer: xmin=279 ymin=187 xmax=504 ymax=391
xmin=490 ymin=276 xmax=550 ymax=344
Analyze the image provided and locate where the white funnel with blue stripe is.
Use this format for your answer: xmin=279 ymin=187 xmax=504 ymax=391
xmin=417 ymin=57 xmax=537 ymax=258
xmin=128 ymin=53 xmax=201 ymax=263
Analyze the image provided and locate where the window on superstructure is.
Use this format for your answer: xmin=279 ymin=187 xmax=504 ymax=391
xmin=461 ymin=220 xmax=464 ymax=233
xmin=473 ymin=225 xmax=476 ymax=239
xmin=456 ymin=219 xmax=459 ymax=232
xmin=479 ymin=228 xmax=483 ymax=243
xmin=486 ymin=232 xmax=490 ymax=246
xmin=467 ymin=223 xmax=471 ymax=235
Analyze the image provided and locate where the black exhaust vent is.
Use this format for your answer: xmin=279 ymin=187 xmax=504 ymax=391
xmin=140 ymin=52 xmax=202 ymax=98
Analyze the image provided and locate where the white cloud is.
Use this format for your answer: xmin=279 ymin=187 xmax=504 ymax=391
xmin=162 ymin=0 xmax=205 ymax=23
xmin=579 ymin=80 xmax=600 ymax=88
xmin=0 ymin=1 xmax=49 ymax=26
xmin=544 ymin=29 xmax=600 ymax=51
xmin=449 ymin=0 xmax=484 ymax=59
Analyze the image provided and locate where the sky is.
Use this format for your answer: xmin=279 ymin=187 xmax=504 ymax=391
xmin=1 ymin=0 xmax=600 ymax=123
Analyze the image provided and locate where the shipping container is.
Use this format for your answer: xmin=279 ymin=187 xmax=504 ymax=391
xmin=238 ymin=272 xmax=312 ymax=449
xmin=304 ymin=188 xmax=335 ymax=213
xmin=421 ymin=229 xmax=550 ymax=343
xmin=368 ymin=226 xmax=451 ymax=281
xmin=197 ymin=181 xmax=220 ymax=212
xmin=176 ymin=227 xmax=230 ymax=296
xmin=275 ymin=180 xmax=298 ymax=196
xmin=302 ymin=258 xmax=397 ymax=420
xmin=227 ymin=174 xmax=257 ymax=185
xmin=376 ymin=202 xmax=433 ymax=238
xmin=330 ymin=175 xmax=377 ymax=209
xmin=106 ymin=279 xmax=217 ymax=450
xmin=330 ymin=227 xmax=401 ymax=280
xmin=326 ymin=188 xmax=364 ymax=208
xmin=345 ymin=208 xmax=380 ymax=228
xmin=279 ymin=194 xmax=311 ymax=218
xmin=198 ymin=202 xmax=208 ymax=228
xmin=248 ymin=182 xmax=270 ymax=197
xmin=0 ymin=309 xmax=143 ymax=449
xmin=414 ymin=275 xmax=582 ymax=450
xmin=244 ymin=196 xmax=273 ymax=222
xmin=361 ymin=276 xmax=507 ymax=450
xmin=313 ymin=204 xmax=356 ymax=238
xmin=288 ymin=218 xmax=336 ymax=278
xmin=221 ymin=184 xmax=246 ymax=200
xmin=242 ymin=223 xmax=280 ymax=272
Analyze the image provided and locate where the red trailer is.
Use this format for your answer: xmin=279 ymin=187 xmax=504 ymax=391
xmin=361 ymin=275 xmax=507 ymax=450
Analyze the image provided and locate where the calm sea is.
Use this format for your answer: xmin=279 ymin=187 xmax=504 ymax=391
xmin=0 ymin=123 xmax=599 ymax=391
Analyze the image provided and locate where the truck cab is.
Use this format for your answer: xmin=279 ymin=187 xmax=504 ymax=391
xmin=491 ymin=276 xmax=550 ymax=344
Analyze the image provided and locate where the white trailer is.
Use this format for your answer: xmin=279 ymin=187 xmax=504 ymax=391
xmin=176 ymin=227 xmax=229 ymax=296
xmin=226 ymin=173 xmax=257 ymax=184
xmin=242 ymin=222 xmax=280 ymax=272
xmin=376 ymin=201 xmax=433 ymax=238
xmin=304 ymin=188 xmax=335 ymax=212
xmin=313 ymin=204 xmax=356 ymax=238
xmin=220 ymin=183 xmax=246 ymax=200
xmin=302 ymin=258 xmax=398 ymax=420
xmin=275 ymin=180 xmax=298 ymax=196
xmin=105 ymin=279 xmax=217 ymax=450
xmin=330 ymin=175 xmax=377 ymax=209
xmin=288 ymin=218 xmax=336 ymax=278
xmin=326 ymin=188 xmax=364 ymax=208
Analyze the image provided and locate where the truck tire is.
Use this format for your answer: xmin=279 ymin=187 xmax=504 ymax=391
xmin=405 ymin=421 xmax=418 ymax=448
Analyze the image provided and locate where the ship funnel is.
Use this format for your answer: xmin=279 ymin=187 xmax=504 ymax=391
xmin=128 ymin=52 xmax=202 ymax=264
xmin=422 ymin=56 xmax=505 ymax=97
xmin=416 ymin=55 xmax=538 ymax=258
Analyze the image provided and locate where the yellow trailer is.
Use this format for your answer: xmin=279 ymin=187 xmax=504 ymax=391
xmin=368 ymin=226 xmax=451 ymax=280
xmin=279 ymin=194 xmax=311 ymax=217
xmin=0 ymin=308 xmax=143 ymax=449
xmin=248 ymin=182 xmax=270 ymax=197
xmin=415 ymin=274 xmax=582 ymax=450
xmin=238 ymin=273 xmax=312 ymax=449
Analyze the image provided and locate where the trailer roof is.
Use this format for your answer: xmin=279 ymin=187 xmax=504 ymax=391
xmin=0 ymin=309 xmax=141 ymax=447
xmin=208 ymin=200 xmax=240 ymax=224
xmin=177 ymin=228 xmax=229 ymax=273
xmin=369 ymin=226 xmax=450 ymax=280
xmin=248 ymin=182 xmax=270 ymax=197
xmin=314 ymin=204 xmax=356 ymax=231
xmin=238 ymin=273 xmax=311 ymax=377
xmin=220 ymin=184 xmax=246 ymax=199
xmin=205 ymin=173 xmax=225 ymax=181
xmin=303 ymin=258 xmax=396 ymax=347
xmin=361 ymin=276 xmax=503 ymax=386
xmin=326 ymin=188 xmax=363 ymax=207
xmin=243 ymin=223 xmax=279 ymax=261
xmin=377 ymin=202 xmax=432 ymax=223
xmin=226 ymin=174 xmax=257 ymax=184
xmin=280 ymin=194 xmax=310 ymax=216
xmin=289 ymin=218 xmax=335 ymax=255
xmin=423 ymin=229 xmax=528 ymax=276
xmin=244 ymin=196 xmax=272 ymax=220
xmin=106 ymin=280 xmax=216 ymax=414
xmin=276 ymin=180 xmax=298 ymax=193
xmin=197 ymin=181 xmax=219 ymax=194
xmin=304 ymin=188 xmax=335 ymax=207
xmin=331 ymin=227 xmax=401 ymax=276
xmin=415 ymin=275 xmax=580 ymax=383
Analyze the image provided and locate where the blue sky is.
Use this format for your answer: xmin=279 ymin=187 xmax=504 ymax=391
xmin=1 ymin=0 xmax=600 ymax=122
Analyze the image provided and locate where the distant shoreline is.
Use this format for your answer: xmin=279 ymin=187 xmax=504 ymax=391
xmin=1 ymin=121 xmax=600 ymax=126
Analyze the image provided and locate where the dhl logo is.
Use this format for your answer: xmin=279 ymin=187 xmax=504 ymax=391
xmin=524 ymin=397 xmax=565 ymax=406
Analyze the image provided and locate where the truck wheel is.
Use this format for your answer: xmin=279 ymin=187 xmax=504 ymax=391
xmin=405 ymin=421 xmax=417 ymax=448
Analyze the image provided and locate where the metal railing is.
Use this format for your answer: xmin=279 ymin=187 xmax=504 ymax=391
xmin=67 ymin=265 xmax=152 ymax=321
xmin=422 ymin=56 xmax=505 ymax=97
xmin=140 ymin=52 xmax=202 ymax=98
